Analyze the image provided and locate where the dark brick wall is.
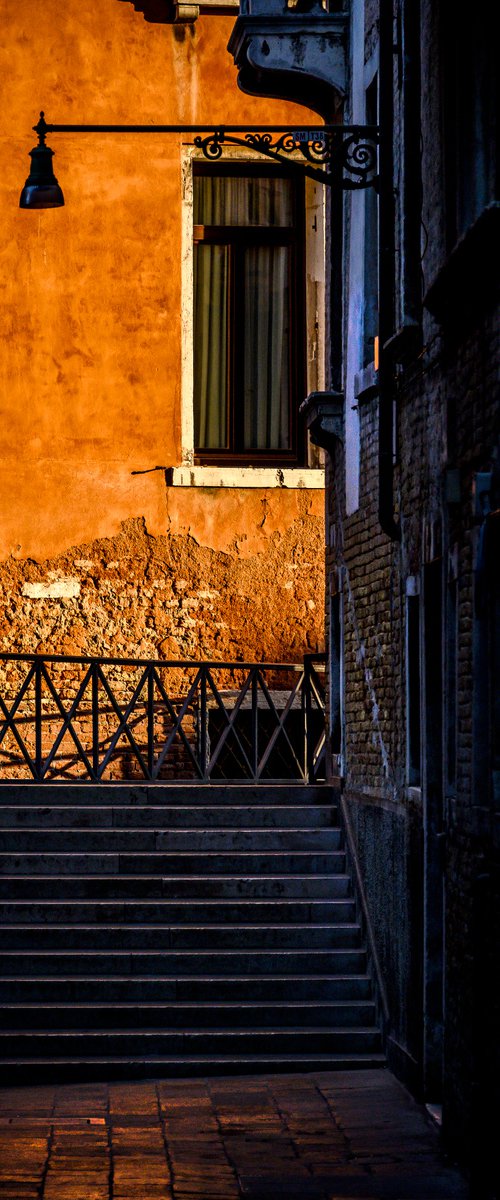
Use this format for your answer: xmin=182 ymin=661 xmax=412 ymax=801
xmin=325 ymin=0 xmax=499 ymax=1177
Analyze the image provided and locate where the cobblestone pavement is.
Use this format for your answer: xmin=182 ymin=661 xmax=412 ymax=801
xmin=0 ymin=1069 xmax=468 ymax=1199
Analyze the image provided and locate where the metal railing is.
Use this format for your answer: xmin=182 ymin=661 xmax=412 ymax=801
xmin=0 ymin=653 xmax=326 ymax=784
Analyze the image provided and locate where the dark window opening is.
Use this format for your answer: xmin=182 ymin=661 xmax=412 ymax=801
xmin=207 ymin=707 xmax=325 ymax=780
xmin=330 ymin=589 xmax=342 ymax=757
xmin=442 ymin=1 xmax=498 ymax=247
xmin=407 ymin=592 xmax=421 ymax=786
xmin=422 ymin=557 xmax=444 ymax=1101
xmin=446 ymin=576 xmax=457 ymax=793
xmin=491 ymin=519 xmax=500 ymax=794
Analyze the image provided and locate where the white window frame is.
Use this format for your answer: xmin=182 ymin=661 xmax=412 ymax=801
xmin=176 ymin=143 xmax=325 ymax=489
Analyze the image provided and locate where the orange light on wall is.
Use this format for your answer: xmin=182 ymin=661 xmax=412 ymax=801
xmin=374 ymin=334 xmax=379 ymax=371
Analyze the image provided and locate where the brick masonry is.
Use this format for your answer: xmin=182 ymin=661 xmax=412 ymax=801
xmin=324 ymin=0 xmax=499 ymax=1181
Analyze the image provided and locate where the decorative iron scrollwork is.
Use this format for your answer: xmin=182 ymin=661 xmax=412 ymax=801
xmin=193 ymin=130 xmax=225 ymax=159
xmin=31 ymin=115 xmax=379 ymax=192
xmin=340 ymin=131 xmax=378 ymax=188
xmin=244 ymin=131 xmax=296 ymax=155
xmin=193 ymin=126 xmax=379 ymax=189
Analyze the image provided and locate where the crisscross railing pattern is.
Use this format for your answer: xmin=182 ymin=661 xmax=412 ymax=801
xmin=0 ymin=654 xmax=326 ymax=783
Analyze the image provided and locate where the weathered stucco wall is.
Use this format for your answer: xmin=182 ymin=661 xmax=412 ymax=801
xmin=0 ymin=496 xmax=324 ymax=662
xmin=0 ymin=0 xmax=325 ymax=662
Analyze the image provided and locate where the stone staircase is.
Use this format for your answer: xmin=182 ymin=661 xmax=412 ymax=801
xmin=0 ymin=783 xmax=384 ymax=1081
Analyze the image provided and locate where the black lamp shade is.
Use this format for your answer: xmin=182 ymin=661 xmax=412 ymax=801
xmin=19 ymin=143 xmax=64 ymax=209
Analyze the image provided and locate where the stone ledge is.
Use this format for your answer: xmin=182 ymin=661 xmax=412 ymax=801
xmin=166 ymin=466 xmax=324 ymax=488
xmin=354 ymin=362 xmax=378 ymax=403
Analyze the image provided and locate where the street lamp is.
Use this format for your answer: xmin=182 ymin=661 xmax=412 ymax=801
xmin=19 ymin=114 xmax=64 ymax=209
xmin=19 ymin=111 xmax=379 ymax=209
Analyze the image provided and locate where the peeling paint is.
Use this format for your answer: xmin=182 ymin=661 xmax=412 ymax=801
xmin=1 ymin=516 xmax=325 ymax=665
xmin=22 ymin=578 xmax=81 ymax=600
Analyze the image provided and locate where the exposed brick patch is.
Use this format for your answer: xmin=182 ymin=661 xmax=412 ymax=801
xmin=0 ymin=515 xmax=325 ymax=665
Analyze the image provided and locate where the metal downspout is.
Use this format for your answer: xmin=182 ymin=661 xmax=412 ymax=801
xmin=378 ymin=0 xmax=401 ymax=542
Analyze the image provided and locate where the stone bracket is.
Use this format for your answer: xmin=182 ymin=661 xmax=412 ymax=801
xmin=228 ymin=8 xmax=348 ymax=121
xmin=300 ymin=391 xmax=344 ymax=452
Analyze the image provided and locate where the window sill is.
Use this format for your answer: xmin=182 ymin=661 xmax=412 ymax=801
xmin=167 ymin=465 xmax=324 ymax=489
xmin=354 ymin=362 xmax=378 ymax=403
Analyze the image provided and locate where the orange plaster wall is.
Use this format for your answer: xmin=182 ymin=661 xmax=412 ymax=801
xmin=0 ymin=0 xmax=325 ymax=661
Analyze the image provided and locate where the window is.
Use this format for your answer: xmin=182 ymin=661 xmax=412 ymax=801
xmin=445 ymin=574 xmax=457 ymax=796
xmin=406 ymin=585 xmax=421 ymax=787
xmin=442 ymin=1 xmax=497 ymax=246
xmin=193 ymin=165 xmax=306 ymax=466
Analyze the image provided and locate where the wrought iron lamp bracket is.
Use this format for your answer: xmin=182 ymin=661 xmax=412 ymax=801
xmin=193 ymin=126 xmax=379 ymax=189
xmin=31 ymin=113 xmax=379 ymax=191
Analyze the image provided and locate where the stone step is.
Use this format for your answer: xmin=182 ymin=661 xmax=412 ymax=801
xmin=0 ymin=828 xmax=342 ymax=852
xmin=0 ymin=780 xmax=382 ymax=1079
xmin=0 ymin=1052 xmax=386 ymax=1084
xmin=0 ymin=947 xmax=367 ymax=976
xmin=0 ymin=1027 xmax=382 ymax=1056
xmin=0 ymin=784 xmax=332 ymax=807
xmin=0 ymin=974 xmax=373 ymax=1003
xmin=0 ymin=1000 xmax=377 ymax=1030
xmin=0 ymin=922 xmax=362 ymax=951
xmin=0 ymin=852 xmax=345 ymax=875
xmin=0 ymin=898 xmax=357 ymax=924
xmin=0 ymin=805 xmax=339 ymax=829
xmin=0 ymin=873 xmax=350 ymax=899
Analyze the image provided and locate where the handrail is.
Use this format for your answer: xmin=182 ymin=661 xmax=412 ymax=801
xmin=0 ymin=653 xmax=325 ymax=668
xmin=0 ymin=653 xmax=326 ymax=785
xmin=339 ymin=793 xmax=390 ymax=1029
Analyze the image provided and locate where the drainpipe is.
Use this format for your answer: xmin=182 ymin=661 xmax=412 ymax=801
xmin=401 ymin=0 xmax=422 ymax=332
xmin=378 ymin=0 xmax=401 ymax=542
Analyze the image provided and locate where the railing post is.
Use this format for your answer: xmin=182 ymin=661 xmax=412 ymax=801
xmin=147 ymin=665 xmax=154 ymax=780
xmin=199 ymin=665 xmax=207 ymax=780
xmin=92 ymin=663 xmax=100 ymax=780
xmin=34 ymin=658 xmax=42 ymax=781
xmin=251 ymin=668 xmax=259 ymax=780
xmin=304 ymin=655 xmax=313 ymax=783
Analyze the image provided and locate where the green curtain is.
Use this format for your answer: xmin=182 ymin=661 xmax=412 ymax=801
xmin=194 ymin=175 xmax=292 ymax=227
xmin=243 ymin=245 xmax=290 ymax=450
xmin=194 ymin=175 xmax=292 ymax=453
xmin=194 ymin=244 xmax=228 ymax=449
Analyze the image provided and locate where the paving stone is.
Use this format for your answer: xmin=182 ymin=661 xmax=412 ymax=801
xmin=324 ymin=1179 xmax=468 ymax=1198
xmin=238 ymin=1182 xmax=326 ymax=1197
xmin=0 ymin=1190 xmax=41 ymax=1199
xmin=43 ymin=1186 xmax=109 ymax=1200
xmin=0 ymin=1070 xmax=469 ymax=1200
xmin=112 ymin=1194 xmax=173 ymax=1199
xmin=0 ymin=1171 xmax=46 ymax=1182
